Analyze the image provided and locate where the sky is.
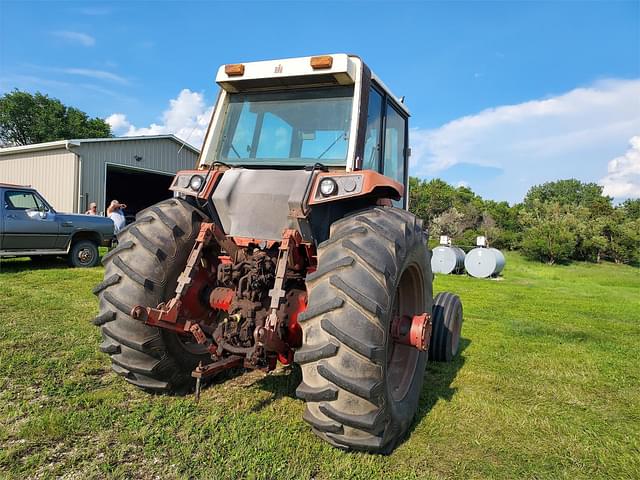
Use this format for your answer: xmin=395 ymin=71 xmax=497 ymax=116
xmin=0 ymin=0 xmax=638 ymax=203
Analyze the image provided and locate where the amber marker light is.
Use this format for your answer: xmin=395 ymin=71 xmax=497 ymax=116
xmin=310 ymin=55 xmax=333 ymax=69
xmin=224 ymin=64 xmax=245 ymax=76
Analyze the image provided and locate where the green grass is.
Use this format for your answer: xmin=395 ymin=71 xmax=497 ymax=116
xmin=0 ymin=252 xmax=638 ymax=479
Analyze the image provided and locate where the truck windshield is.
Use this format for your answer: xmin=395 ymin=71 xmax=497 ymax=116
xmin=215 ymin=86 xmax=354 ymax=166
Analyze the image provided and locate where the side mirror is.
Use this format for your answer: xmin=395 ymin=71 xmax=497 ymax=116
xmin=39 ymin=211 xmax=48 ymax=219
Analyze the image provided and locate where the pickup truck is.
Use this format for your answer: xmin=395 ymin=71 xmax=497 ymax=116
xmin=0 ymin=183 xmax=115 ymax=267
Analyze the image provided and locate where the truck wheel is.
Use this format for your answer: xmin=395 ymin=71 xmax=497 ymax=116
xmin=428 ymin=292 xmax=463 ymax=362
xmin=296 ymin=206 xmax=433 ymax=454
xmin=92 ymin=198 xmax=210 ymax=393
xmin=68 ymin=240 xmax=99 ymax=267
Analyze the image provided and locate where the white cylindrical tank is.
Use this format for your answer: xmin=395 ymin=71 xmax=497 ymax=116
xmin=431 ymin=246 xmax=466 ymax=274
xmin=464 ymin=247 xmax=505 ymax=278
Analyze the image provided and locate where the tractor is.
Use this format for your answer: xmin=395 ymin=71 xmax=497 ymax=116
xmin=93 ymin=54 xmax=463 ymax=454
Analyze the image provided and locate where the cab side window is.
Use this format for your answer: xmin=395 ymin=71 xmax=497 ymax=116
xmin=362 ymin=88 xmax=383 ymax=171
xmin=383 ymin=103 xmax=407 ymax=187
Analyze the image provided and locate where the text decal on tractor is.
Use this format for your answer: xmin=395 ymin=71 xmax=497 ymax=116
xmin=93 ymin=54 xmax=463 ymax=454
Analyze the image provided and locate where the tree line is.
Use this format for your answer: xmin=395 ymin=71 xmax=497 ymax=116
xmin=1 ymin=91 xmax=638 ymax=265
xmin=0 ymin=90 xmax=111 ymax=146
xmin=409 ymin=177 xmax=640 ymax=265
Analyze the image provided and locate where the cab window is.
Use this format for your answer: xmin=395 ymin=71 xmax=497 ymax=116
xmin=362 ymin=87 xmax=383 ymax=170
xmin=383 ymin=102 xmax=407 ymax=187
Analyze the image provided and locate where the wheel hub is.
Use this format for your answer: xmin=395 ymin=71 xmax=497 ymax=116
xmin=391 ymin=313 xmax=432 ymax=351
xmin=78 ymin=248 xmax=92 ymax=263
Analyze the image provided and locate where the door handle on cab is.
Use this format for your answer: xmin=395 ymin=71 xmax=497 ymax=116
xmin=7 ymin=214 xmax=17 ymax=219
xmin=62 ymin=221 xmax=73 ymax=227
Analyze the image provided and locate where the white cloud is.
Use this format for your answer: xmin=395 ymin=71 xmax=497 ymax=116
xmin=61 ymin=68 xmax=128 ymax=84
xmin=51 ymin=31 xmax=95 ymax=47
xmin=108 ymin=89 xmax=213 ymax=147
xmin=600 ymin=136 xmax=640 ymax=199
xmin=410 ymin=78 xmax=640 ymax=202
xmin=105 ymin=113 xmax=131 ymax=133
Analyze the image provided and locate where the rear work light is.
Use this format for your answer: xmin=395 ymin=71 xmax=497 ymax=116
xmin=225 ymin=64 xmax=245 ymax=76
xmin=310 ymin=55 xmax=333 ymax=69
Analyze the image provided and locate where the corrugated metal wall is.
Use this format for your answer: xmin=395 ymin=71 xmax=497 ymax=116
xmin=75 ymin=138 xmax=198 ymax=213
xmin=0 ymin=148 xmax=78 ymax=212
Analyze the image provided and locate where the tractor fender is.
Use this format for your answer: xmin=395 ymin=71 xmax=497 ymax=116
xmin=307 ymin=170 xmax=403 ymax=206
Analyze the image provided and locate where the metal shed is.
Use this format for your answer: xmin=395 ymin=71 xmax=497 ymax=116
xmin=0 ymin=135 xmax=199 ymax=216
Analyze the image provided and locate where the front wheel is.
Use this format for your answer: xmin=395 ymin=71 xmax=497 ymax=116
xmin=296 ymin=206 xmax=433 ymax=454
xmin=68 ymin=240 xmax=99 ymax=267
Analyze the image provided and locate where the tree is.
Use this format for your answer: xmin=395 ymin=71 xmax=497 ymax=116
xmin=604 ymin=210 xmax=640 ymax=265
xmin=523 ymin=179 xmax=613 ymax=216
xmin=0 ymin=90 xmax=111 ymax=146
xmin=519 ymin=201 xmax=578 ymax=264
xmin=621 ymin=199 xmax=640 ymax=221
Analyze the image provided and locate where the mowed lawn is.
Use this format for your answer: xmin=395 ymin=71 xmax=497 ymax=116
xmin=0 ymin=252 xmax=638 ymax=479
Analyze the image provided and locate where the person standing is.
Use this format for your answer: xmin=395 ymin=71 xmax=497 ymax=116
xmin=85 ymin=202 xmax=98 ymax=215
xmin=107 ymin=199 xmax=127 ymax=234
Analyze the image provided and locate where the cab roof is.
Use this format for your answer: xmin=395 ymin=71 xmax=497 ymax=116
xmin=216 ymin=53 xmax=409 ymax=115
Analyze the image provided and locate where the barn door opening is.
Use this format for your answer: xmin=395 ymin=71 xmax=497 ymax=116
xmin=105 ymin=165 xmax=174 ymax=222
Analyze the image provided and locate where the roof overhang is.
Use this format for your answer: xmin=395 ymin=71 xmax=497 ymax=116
xmin=0 ymin=135 xmax=200 ymax=157
xmin=0 ymin=140 xmax=80 ymax=156
xmin=216 ymin=53 xmax=358 ymax=92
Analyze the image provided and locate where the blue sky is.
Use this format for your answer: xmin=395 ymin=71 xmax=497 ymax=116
xmin=1 ymin=0 xmax=638 ymax=202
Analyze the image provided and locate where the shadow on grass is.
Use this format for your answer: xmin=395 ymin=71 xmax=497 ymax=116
xmin=411 ymin=337 xmax=470 ymax=432
xmin=0 ymin=256 xmax=72 ymax=273
xmin=250 ymin=338 xmax=470 ymax=430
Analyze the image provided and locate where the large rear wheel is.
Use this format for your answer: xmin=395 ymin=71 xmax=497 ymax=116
xmin=92 ymin=198 xmax=211 ymax=393
xmin=296 ymin=206 xmax=433 ymax=453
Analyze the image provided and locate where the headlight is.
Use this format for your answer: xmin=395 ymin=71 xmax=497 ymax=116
xmin=319 ymin=178 xmax=338 ymax=197
xmin=189 ymin=175 xmax=204 ymax=191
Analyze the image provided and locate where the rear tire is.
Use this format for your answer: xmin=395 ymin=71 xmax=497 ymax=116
xmin=428 ymin=292 xmax=463 ymax=362
xmin=92 ymin=198 xmax=211 ymax=393
xmin=296 ymin=206 xmax=433 ymax=454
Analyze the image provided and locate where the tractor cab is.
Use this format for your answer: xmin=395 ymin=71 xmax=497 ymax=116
xmin=200 ymin=54 xmax=410 ymax=207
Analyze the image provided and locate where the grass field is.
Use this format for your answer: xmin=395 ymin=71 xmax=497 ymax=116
xmin=0 ymin=252 xmax=638 ymax=479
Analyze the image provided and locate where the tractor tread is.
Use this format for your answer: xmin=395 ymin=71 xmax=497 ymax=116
xmin=329 ymin=275 xmax=382 ymax=316
xmin=342 ymin=238 xmax=393 ymax=281
xmin=294 ymin=340 xmax=339 ymax=364
xmin=102 ymin=324 xmax=164 ymax=357
xmin=102 ymin=241 xmax=134 ymax=265
xmin=125 ymin=374 xmax=171 ymax=392
xmin=325 ymin=432 xmax=384 ymax=451
xmin=321 ymin=318 xmax=384 ymax=364
xmin=99 ymin=338 xmax=121 ymax=354
xmin=110 ymin=350 xmax=172 ymax=376
xmin=92 ymin=274 xmax=121 ymax=295
xmin=117 ymin=216 xmax=153 ymax=238
xmin=150 ymin=206 xmax=185 ymax=238
xmin=319 ymin=402 xmax=384 ymax=433
xmin=295 ymin=382 xmax=338 ymax=402
xmin=317 ymin=361 xmax=382 ymax=404
xmin=92 ymin=310 xmax=116 ymax=326
xmin=303 ymin=408 xmax=343 ymax=434
xmin=297 ymin=297 xmax=344 ymax=323
xmin=113 ymin=256 xmax=157 ymax=291
xmin=102 ymin=291 xmax=134 ymax=316
xmin=306 ymin=256 xmax=354 ymax=283
xmin=319 ymin=226 xmax=367 ymax=248
xmin=129 ymin=226 xmax=168 ymax=261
